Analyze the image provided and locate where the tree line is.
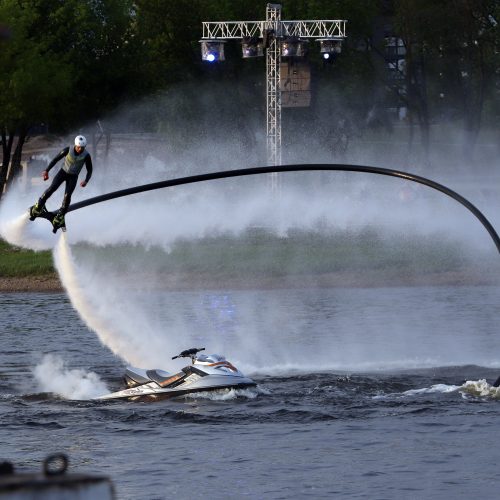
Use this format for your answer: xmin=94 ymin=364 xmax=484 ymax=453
xmin=0 ymin=0 xmax=498 ymax=197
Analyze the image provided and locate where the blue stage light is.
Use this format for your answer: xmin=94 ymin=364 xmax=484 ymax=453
xmin=199 ymin=40 xmax=226 ymax=62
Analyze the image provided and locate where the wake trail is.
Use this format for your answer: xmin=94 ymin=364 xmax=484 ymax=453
xmin=402 ymin=380 xmax=500 ymax=399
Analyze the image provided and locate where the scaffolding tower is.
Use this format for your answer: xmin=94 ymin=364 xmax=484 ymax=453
xmin=201 ymin=3 xmax=347 ymax=193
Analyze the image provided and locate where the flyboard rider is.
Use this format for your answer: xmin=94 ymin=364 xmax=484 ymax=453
xmin=30 ymin=135 xmax=93 ymax=228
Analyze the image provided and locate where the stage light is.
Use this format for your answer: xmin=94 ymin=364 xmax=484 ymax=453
xmin=199 ymin=40 xmax=226 ymax=62
xmin=318 ymin=38 xmax=343 ymax=57
xmin=242 ymin=37 xmax=264 ymax=58
xmin=281 ymin=37 xmax=309 ymax=58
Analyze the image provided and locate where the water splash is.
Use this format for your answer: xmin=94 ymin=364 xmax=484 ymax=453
xmin=1 ymin=162 xmax=498 ymax=375
xmin=52 ymin=233 xmax=171 ymax=366
xmin=32 ymin=354 xmax=109 ymax=400
xmin=0 ymin=212 xmax=54 ymax=250
xmin=0 ymin=187 xmax=60 ymax=250
xmin=0 ymin=212 xmax=28 ymax=244
xmin=460 ymin=379 xmax=500 ymax=399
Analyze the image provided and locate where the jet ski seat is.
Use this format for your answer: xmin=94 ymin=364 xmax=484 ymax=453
xmin=146 ymin=369 xmax=186 ymax=388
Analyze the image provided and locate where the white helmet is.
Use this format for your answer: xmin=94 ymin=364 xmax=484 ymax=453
xmin=74 ymin=135 xmax=87 ymax=148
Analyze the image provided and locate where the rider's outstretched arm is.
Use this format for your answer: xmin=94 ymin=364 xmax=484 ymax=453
xmin=83 ymin=155 xmax=93 ymax=183
xmin=46 ymin=147 xmax=69 ymax=173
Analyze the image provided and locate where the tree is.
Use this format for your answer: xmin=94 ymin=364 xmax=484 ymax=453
xmin=394 ymin=0 xmax=500 ymax=162
xmin=0 ymin=0 xmax=138 ymax=196
xmin=0 ymin=0 xmax=74 ymax=195
xmin=441 ymin=0 xmax=499 ymax=158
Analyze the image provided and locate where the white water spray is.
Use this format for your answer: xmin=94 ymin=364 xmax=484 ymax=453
xmin=0 ymin=212 xmax=55 ymax=250
xmin=33 ymin=354 xmax=109 ymax=400
xmin=47 ymin=227 xmax=500 ymax=374
xmin=53 ymin=233 xmax=173 ymax=367
xmin=0 ymin=212 xmax=29 ymax=245
xmin=1 ymin=154 xmax=498 ymax=375
xmin=461 ymin=379 xmax=500 ymax=399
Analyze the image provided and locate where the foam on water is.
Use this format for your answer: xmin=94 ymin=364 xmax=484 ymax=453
xmin=402 ymin=383 xmax=461 ymax=396
xmin=183 ymin=386 xmax=265 ymax=401
xmin=401 ymin=380 xmax=500 ymax=400
xmin=32 ymin=354 xmax=109 ymax=400
xmin=460 ymin=379 xmax=500 ymax=399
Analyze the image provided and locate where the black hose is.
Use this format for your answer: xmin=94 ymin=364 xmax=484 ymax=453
xmin=67 ymin=163 xmax=500 ymax=254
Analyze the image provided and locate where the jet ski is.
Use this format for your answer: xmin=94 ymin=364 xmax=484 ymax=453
xmin=98 ymin=347 xmax=256 ymax=401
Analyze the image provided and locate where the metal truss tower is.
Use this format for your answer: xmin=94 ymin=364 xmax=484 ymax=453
xmin=201 ymin=4 xmax=347 ymax=193
xmin=266 ymin=4 xmax=282 ymax=193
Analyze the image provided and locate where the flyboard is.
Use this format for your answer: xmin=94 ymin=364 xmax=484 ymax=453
xmin=29 ymin=205 xmax=66 ymax=233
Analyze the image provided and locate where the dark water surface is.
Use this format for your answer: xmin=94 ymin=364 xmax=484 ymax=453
xmin=1 ymin=288 xmax=500 ymax=499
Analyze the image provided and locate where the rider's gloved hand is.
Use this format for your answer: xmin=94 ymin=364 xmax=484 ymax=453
xmin=42 ymin=170 xmax=49 ymax=181
xmin=80 ymin=180 xmax=87 ymax=187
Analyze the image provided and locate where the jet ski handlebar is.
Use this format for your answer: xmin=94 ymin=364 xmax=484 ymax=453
xmin=172 ymin=347 xmax=205 ymax=361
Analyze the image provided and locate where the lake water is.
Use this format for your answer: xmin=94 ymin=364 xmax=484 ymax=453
xmin=1 ymin=286 xmax=500 ymax=499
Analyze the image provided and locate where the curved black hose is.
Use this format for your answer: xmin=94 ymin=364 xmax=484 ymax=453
xmin=67 ymin=163 xmax=500 ymax=254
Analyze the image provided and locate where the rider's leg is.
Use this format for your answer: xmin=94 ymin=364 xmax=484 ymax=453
xmin=37 ymin=169 xmax=67 ymax=209
xmin=58 ymin=174 xmax=78 ymax=215
xmin=53 ymin=174 xmax=78 ymax=226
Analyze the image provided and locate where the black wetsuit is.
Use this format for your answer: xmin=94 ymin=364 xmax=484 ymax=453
xmin=39 ymin=147 xmax=93 ymax=213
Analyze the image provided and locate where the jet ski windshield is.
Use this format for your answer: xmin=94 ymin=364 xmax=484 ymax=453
xmin=195 ymin=353 xmax=226 ymax=364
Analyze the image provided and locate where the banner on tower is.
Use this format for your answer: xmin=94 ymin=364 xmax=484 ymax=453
xmin=280 ymin=61 xmax=311 ymax=107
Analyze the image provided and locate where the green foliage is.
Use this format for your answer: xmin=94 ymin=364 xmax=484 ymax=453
xmin=0 ymin=238 xmax=54 ymax=276
xmin=0 ymin=1 xmax=72 ymax=129
xmin=0 ymin=0 xmax=138 ymax=133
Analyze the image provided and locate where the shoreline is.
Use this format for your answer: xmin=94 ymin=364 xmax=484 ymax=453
xmin=1 ymin=269 xmax=499 ymax=293
xmin=0 ymin=275 xmax=63 ymax=293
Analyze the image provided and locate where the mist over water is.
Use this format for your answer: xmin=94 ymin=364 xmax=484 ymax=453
xmin=0 ymin=88 xmax=499 ymax=376
xmin=50 ymin=229 xmax=500 ymax=374
xmin=2 ymin=165 xmax=498 ymax=253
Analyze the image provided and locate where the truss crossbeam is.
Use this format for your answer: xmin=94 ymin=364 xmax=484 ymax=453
xmin=202 ymin=20 xmax=347 ymax=40
xmin=202 ymin=21 xmax=263 ymax=39
xmin=281 ymin=20 xmax=346 ymax=38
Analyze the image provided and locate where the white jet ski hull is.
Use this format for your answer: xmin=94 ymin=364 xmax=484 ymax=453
xmin=97 ymin=349 xmax=256 ymax=401
xmin=98 ymin=375 xmax=256 ymax=401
